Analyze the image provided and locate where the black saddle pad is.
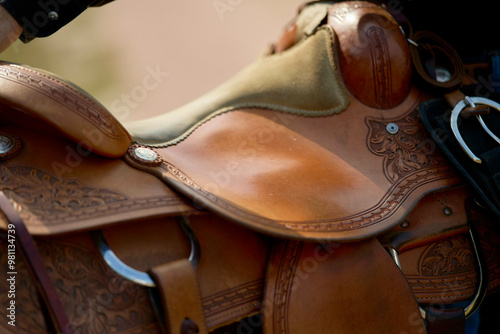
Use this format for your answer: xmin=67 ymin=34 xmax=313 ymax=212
xmin=419 ymin=85 xmax=500 ymax=218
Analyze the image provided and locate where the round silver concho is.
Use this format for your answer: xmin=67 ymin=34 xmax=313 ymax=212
xmin=0 ymin=135 xmax=14 ymax=154
xmin=0 ymin=135 xmax=21 ymax=160
xmin=135 ymin=147 xmax=158 ymax=161
xmin=129 ymin=145 xmax=162 ymax=166
xmin=386 ymin=123 xmax=399 ymax=135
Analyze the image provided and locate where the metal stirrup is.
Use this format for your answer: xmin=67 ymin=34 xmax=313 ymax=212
xmin=388 ymin=221 xmax=487 ymax=320
xmin=450 ymin=96 xmax=500 ymax=164
xmin=92 ymin=216 xmax=201 ymax=288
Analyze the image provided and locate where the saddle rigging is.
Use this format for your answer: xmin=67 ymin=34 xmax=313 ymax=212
xmin=1 ymin=1 xmax=500 ymax=333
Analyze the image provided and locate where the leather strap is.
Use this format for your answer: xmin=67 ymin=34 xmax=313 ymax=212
xmin=262 ymin=238 xmax=427 ymax=333
xmin=149 ymin=259 xmax=208 ymax=334
xmin=0 ymin=191 xmax=73 ymax=334
xmin=425 ymin=307 xmax=465 ymax=334
xmin=409 ymin=30 xmax=464 ymax=91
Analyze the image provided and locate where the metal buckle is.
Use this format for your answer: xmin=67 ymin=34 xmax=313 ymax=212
xmin=451 ymin=96 xmax=500 ymax=163
xmin=92 ymin=216 xmax=201 ymax=287
xmin=388 ymin=221 xmax=487 ymax=320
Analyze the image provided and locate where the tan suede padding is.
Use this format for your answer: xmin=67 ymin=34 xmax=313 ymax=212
xmin=127 ymin=27 xmax=350 ymax=147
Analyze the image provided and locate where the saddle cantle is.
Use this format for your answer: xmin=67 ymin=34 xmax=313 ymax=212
xmin=1 ymin=1 xmax=500 ymax=334
xmin=0 ymin=62 xmax=131 ymax=158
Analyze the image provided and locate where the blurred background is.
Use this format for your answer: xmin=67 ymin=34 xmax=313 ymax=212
xmin=0 ymin=0 xmax=305 ymax=121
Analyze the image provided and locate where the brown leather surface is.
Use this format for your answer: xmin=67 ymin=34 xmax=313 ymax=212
xmin=0 ymin=62 xmax=131 ymax=158
xmin=0 ymin=192 xmax=72 ymax=334
xmin=262 ymin=238 xmax=427 ymax=333
xmin=327 ymin=1 xmax=412 ymax=109
xmin=103 ymin=214 xmax=270 ymax=329
xmin=128 ymin=86 xmax=462 ymax=241
xmin=274 ymin=22 xmax=297 ymax=53
xmin=0 ymin=233 xmax=161 ymax=334
xmin=149 ymin=259 xmax=208 ymax=334
xmin=425 ymin=308 xmax=465 ymax=334
xmin=379 ymin=187 xmax=471 ymax=253
xmin=409 ymin=30 xmax=464 ymax=92
xmin=399 ymin=198 xmax=500 ymax=305
xmin=0 ymin=214 xmax=269 ymax=333
xmin=0 ymin=2 xmax=498 ymax=333
xmin=0 ymin=125 xmax=196 ymax=235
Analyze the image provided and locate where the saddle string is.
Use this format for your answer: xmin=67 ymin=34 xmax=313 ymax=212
xmin=0 ymin=191 xmax=74 ymax=334
xmin=432 ymin=193 xmax=453 ymax=216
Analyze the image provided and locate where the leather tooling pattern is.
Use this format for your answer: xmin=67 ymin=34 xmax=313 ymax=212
xmin=366 ymin=107 xmax=448 ymax=183
xmin=269 ymin=240 xmax=303 ymax=334
xmin=367 ymin=26 xmax=392 ymax=108
xmin=0 ymin=236 xmax=265 ymax=333
xmin=203 ymin=279 xmax=264 ymax=328
xmin=0 ymin=164 xmax=185 ymax=227
xmin=406 ymin=215 xmax=500 ymax=304
xmin=161 ymin=157 xmax=452 ymax=233
xmin=0 ymin=63 xmax=127 ymax=140
xmin=421 ymin=236 xmax=474 ymax=276
xmin=0 ymin=238 xmax=161 ymax=334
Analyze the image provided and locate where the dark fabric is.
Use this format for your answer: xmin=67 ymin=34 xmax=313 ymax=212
xmin=425 ymin=307 xmax=466 ymax=334
xmin=479 ymin=291 xmax=500 ymax=333
xmin=419 ymin=85 xmax=500 ymax=219
xmin=379 ymin=0 xmax=500 ymax=63
xmin=209 ymin=314 xmax=263 ymax=334
xmin=0 ymin=0 xmax=114 ymax=42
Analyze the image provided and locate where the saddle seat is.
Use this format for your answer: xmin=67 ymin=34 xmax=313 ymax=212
xmin=124 ymin=2 xmax=460 ymax=241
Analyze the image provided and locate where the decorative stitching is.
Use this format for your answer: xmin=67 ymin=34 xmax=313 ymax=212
xmin=0 ymin=62 xmax=129 ymax=140
xmin=0 ymin=164 xmax=187 ymax=228
xmin=272 ymin=240 xmax=302 ymax=334
xmin=161 ymin=161 xmax=456 ymax=234
xmin=203 ymin=279 xmax=264 ymax=317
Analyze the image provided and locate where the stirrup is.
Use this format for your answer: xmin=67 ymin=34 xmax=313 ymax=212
xmin=450 ymin=96 xmax=500 ymax=163
xmin=92 ymin=216 xmax=201 ymax=287
xmin=388 ymin=220 xmax=488 ymax=319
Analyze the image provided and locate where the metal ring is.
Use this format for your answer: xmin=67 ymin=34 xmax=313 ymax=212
xmin=450 ymin=96 xmax=500 ymax=163
xmin=463 ymin=222 xmax=488 ymax=317
xmin=92 ymin=216 xmax=201 ymax=287
xmin=388 ymin=221 xmax=487 ymax=320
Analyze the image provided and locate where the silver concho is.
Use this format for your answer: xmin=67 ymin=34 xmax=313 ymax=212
xmin=0 ymin=135 xmax=14 ymax=154
xmin=129 ymin=145 xmax=162 ymax=167
xmin=0 ymin=135 xmax=21 ymax=160
xmin=386 ymin=123 xmax=399 ymax=135
xmin=134 ymin=147 xmax=158 ymax=162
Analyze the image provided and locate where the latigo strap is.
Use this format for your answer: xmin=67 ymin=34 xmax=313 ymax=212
xmin=0 ymin=191 xmax=73 ymax=334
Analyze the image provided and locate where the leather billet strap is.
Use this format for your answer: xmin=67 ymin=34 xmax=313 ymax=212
xmin=408 ymin=30 xmax=464 ymax=92
xmin=0 ymin=191 xmax=74 ymax=334
xmin=419 ymin=85 xmax=500 ymax=219
xmin=149 ymin=259 xmax=208 ymax=334
xmin=425 ymin=307 xmax=465 ymax=334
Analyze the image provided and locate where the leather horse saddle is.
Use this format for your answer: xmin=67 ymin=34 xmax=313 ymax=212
xmin=1 ymin=1 xmax=500 ymax=333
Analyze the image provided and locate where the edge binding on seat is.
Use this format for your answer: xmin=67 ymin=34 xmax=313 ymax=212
xmin=0 ymin=61 xmax=131 ymax=158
